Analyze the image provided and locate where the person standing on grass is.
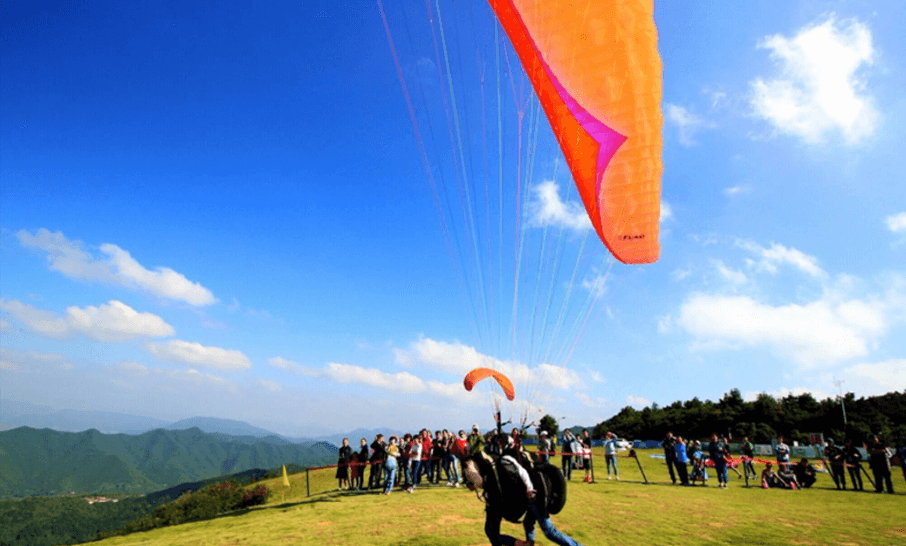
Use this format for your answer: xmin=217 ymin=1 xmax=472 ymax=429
xmin=399 ymin=433 xmax=413 ymax=488
xmin=580 ymin=429 xmax=592 ymax=483
xmin=868 ymin=435 xmax=895 ymax=494
xmin=407 ymin=434 xmax=423 ymax=492
xmin=368 ymin=434 xmax=386 ymax=490
xmin=844 ymin=439 xmax=864 ymax=491
xmin=336 ymin=437 xmax=352 ymax=490
xmin=383 ymin=435 xmax=400 ymax=495
xmin=420 ymin=429 xmax=433 ymax=485
xmin=468 ymin=425 xmax=486 ymax=456
xmin=709 ymin=433 xmax=729 ymax=488
xmin=356 ymin=437 xmax=369 ymax=490
xmin=603 ymin=432 xmax=619 ymax=480
xmin=539 ymin=430 xmax=553 ymax=464
xmin=674 ymin=436 xmax=689 ymax=485
xmin=561 ymin=430 xmax=575 ymax=481
xmin=662 ymin=432 xmax=678 ymax=484
xmin=825 ymin=439 xmax=847 ymax=490
xmin=741 ymin=436 xmax=757 ymax=480
xmin=432 ymin=430 xmax=446 ymax=484
xmin=775 ymin=435 xmax=791 ymax=471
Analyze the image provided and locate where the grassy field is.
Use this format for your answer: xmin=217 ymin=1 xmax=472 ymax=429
xmin=89 ymin=448 xmax=905 ymax=546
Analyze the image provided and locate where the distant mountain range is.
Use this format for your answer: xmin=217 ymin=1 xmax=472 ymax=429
xmin=0 ymin=426 xmax=338 ymax=497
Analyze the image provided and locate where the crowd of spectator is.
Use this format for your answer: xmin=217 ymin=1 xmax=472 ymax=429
xmin=659 ymin=431 xmax=901 ymax=494
xmin=331 ymin=423 xmax=903 ymax=497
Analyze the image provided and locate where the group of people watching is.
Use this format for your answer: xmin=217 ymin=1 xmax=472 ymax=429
xmin=335 ymin=425 xmax=902 ymax=498
xmin=660 ymin=431 xmax=901 ymax=494
xmin=335 ymin=428 xmax=467 ymax=494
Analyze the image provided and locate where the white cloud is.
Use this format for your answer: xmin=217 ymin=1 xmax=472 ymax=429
xmin=750 ymin=15 xmax=878 ymax=145
xmin=840 ymin=359 xmax=906 ymax=397
xmin=742 ymin=387 xmax=835 ymax=403
xmin=144 ymin=340 xmax=251 ymax=371
xmin=739 ymin=241 xmax=826 ymax=279
xmin=714 ymin=260 xmax=748 ymax=286
xmin=665 ymin=103 xmax=711 ymax=146
xmin=0 ymin=346 xmax=71 ymax=372
xmin=625 ymin=395 xmax=651 ymax=408
xmin=17 ymin=229 xmax=217 ymax=306
xmin=258 ymin=379 xmax=283 ymax=393
xmin=115 ymin=360 xmax=151 ymax=376
xmin=526 ymin=181 xmax=591 ymax=232
xmin=723 ymin=185 xmax=752 ymax=197
xmin=676 ymin=293 xmax=887 ymax=367
xmin=394 ymin=337 xmax=582 ymax=391
xmin=0 ymin=299 xmax=174 ymax=342
xmin=166 ymin=368 xmax=237 ymax=391
xmin=660 ymin=201 xmax=673 ymax=224
xmin=589 ymin=371 xmax=604 ymax=383
xmin=322 ymin=362 xmax=425 ymax=392
xmin=886 ymin=212 xmax=906 ymax=233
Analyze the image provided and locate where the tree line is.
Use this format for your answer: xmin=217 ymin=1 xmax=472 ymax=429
xmin=589 ymin=389 xmax=906 ymax=445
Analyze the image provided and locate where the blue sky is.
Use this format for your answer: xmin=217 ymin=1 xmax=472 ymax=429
xmin=2 ymin=0 xmax=904 ymax=437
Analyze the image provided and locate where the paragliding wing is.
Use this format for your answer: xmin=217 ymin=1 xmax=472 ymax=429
xmin=487 ymin=0 xmax=663 ymax=264
xmin=463 ymin=367 xmax=516 ymax=401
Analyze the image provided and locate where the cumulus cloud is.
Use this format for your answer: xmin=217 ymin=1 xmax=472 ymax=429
xmin=739 ymin=241 xmax=826 ymax=279
xmin=258 ymin=379 xmax=283 ymax=393
xmin=750 ymin=15 xmax=878 ymax=144
xmin=625 ymin=395 xmax=651 ymax=408
xmin=676 ymin=293 xmax=887 ymax=367
xmin=526 ymin=181 xmax=591 ymax=232
xmin=723 ymin=185 xmax=752 ymax=197
xmin=394 ymin=337 xmax=582 ymax=391
xmin=840 ymin=359 xmax=906 ymax=397
xmin=17 ymin=229 xmax=217 ymax=306
xmin=267 ymin=355 xmax=463 ymax=396
xmin=886 ymin=212 xmax=906 ymax=234
xmin=665 ymin=103 xmax=711 ymax=146
xmin=714 ymin=260 xmax=748 ymax=286
xmin=144 ymin=340 xmax=251 ymax=371
xmin=0 ymin=299 xmax=174 ymax=342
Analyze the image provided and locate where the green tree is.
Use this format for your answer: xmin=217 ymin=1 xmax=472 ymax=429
xmin=539 ymin=414 xmax=560 ymax=440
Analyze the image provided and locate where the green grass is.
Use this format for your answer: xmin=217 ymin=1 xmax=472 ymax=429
xmin=88 ymin=449 xmax=906 ymax=546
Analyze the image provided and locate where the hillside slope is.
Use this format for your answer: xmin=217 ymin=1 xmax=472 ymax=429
xmin=0 ymin=426 xmax=336 ymax=497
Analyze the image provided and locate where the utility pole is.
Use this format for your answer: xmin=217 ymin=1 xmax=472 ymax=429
xmin=833 ymin=378 xmax=847 ymax=426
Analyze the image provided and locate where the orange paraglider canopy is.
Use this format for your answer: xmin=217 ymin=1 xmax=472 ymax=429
xmin=487 ymin=0 xmax=663 ymax=264
xmin=463 ymin=367 xmax=516 ymax=401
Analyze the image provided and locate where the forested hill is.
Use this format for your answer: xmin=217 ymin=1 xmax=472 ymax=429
xmin=594 ymin=389 xmax=906 ymax=445
xmin=0 ymin=426 xmax=337 ymax=498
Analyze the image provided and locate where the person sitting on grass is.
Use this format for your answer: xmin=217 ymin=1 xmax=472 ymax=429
xmin=761 ymin=462 xmax=789 ymax=489
xmin=793 ymin=458 xmax=816 ymax=488
xmin=777 ymin=464 xmax=800 ymax=489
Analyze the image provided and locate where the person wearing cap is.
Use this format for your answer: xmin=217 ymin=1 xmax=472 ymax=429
xmin=468 ymin=425 xmax=486 ymax=456
xmin=449 ymin=438 xmax=585 ymax=546
xmin=538 ymin=430 xmax=553 ymax=464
